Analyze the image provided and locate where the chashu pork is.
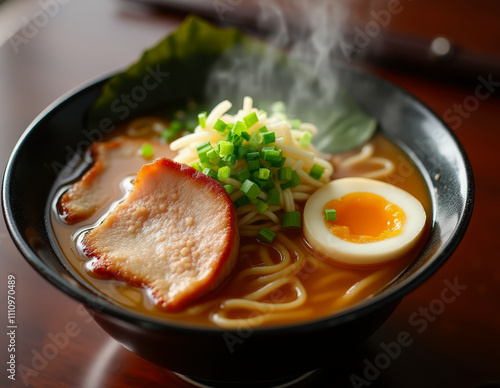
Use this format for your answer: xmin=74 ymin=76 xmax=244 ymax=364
xmin=58 ymin=138 xmax=174 ymax=224
xmin=82 ymin=158 xmax=239 ymax=312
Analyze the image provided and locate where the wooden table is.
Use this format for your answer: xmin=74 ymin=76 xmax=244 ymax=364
xmin=1 ymin=1 xmax=499 ymax=387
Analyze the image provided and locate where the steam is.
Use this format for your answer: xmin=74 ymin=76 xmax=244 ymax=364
xmin=206 ymin=0 xmax=350 ymax=117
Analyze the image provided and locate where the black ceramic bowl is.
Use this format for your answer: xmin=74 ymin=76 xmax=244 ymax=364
xmin=2 ymin=66 xmax=473 ymax=385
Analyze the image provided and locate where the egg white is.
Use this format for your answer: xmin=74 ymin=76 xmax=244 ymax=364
xmin=303 ymin=177 xmax=427 ymax=265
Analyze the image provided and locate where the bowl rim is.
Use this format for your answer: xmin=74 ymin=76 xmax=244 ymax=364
xmin=2 ymin=66 xmax=474 ymax=335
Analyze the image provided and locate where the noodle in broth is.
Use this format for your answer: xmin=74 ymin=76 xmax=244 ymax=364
xmin=50 ymin=99 xmax=431 ymax=328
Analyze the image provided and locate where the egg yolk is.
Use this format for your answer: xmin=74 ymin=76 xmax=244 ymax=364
xmin=323 ymin=192 xmax=406 ymax=244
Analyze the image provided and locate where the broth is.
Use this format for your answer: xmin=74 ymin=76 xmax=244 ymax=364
xmin=50 ymin=132 xmax=431 ymax=327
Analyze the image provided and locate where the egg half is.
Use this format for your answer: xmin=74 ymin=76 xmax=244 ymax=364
xmin=303 ymin=177 xmax=427 ymax=265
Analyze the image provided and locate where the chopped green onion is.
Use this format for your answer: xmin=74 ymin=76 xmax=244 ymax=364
xmin=283 ymin=211 xmax=301 ymax=229
xmin=198 ymin=111 xmax=207 ymax=128
xmin=262 ymin=131 xmax=276 ymax=144
xmin=309 ymin=164 xmax=325 ymax=180
xmin=257 ymin=226 xmax=276 ymax=244
xmin=290 ymin=171 xmax=302 ymax=187
xmin=267 ymin=188 xmax=280 ymax=205
xmin=224 ymin=184 xmax=234 ymax=195
xmin=249 ymin=132 xmax=263 ymax=148
xmin=258 ymin=168 xmax=271 ymax=180
xmin=258 ymin=109 xmax=268 ymax=117
xmin=258 ymin=126 xmax=268 ymax=133
xmin=261 ymin=145 xmax=276 ymax=153
xmin=278 ymin=167 xmax=292 ymax=181
xmin=255 ymin=199 xmax=269 ymax=214
xmin=190 ymin=162 xmax=202 ymax=172
xmin=234 ymin=196 xmax=250 ymax=208
xmin=213 ymin=119 xmax=227 ymax=133
xmin=218 ymin=166 xmax=231 ymax=180
xmin=207 ymin=149 xmax=220 ymax=164
xmin=262 ymin=179 xmax=276 ymax=192
xmin=247 ymin=158 xmax=260 ymax=172
xmin=140 ymin=143 xmax=154 ymax=159
xmin=240 ymin=131 xmax=251 ymax=141
xmin=270 ymin=157 xmax=287 ymax=168
xmin=233 ymin=135 xmax=244 ymax=146
xmin=222 ymin=154 xmax=237 ymax=165
xmin=291 ymin=119 xmax=302 ymax=129
xmin=246 ymin=151 xmax=260 ymax=161
xmin=202 ymin=167 xmax=218 ymax=180
xmin=324 ymin=208 xmax=337 ymax=221
xmin=233 ymin=121 xmax=247 ymax=135
xmin=240 ymin=179 xmax=261 ymax=200
xmin=236 ymin=145 xmax=248 ymax=160
xmin=218 ymin=141 xmax=234 ymax=156
xmin=262 ymin=149 xmax=282 ymax=162
xmin=280 ymin=181 xmax=293 ymax=191
xmin=254 ymin=177 xmax=269 ymax=189
xmin=196 ymin=141 xmax=213 ymax=163
xmin=299 ymin=131 xmax=312 ymax=147
xmin=237 ymin=168 xmax=251 ymax=183
xmin=243 ymin=112 xmax=259 ymax=127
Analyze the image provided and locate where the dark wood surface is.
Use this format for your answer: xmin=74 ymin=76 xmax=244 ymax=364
xmin=1 ymin=1 xmax=499 ymax=387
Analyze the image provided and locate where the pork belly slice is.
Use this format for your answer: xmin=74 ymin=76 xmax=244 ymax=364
xmin=82 ymin=158 xmax=240 ymax=312
xmin=58 ymin=138 xmax=173 ymax=224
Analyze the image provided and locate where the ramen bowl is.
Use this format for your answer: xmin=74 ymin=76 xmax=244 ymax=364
xmin=2 ymin=65 xmax=473 ymax=385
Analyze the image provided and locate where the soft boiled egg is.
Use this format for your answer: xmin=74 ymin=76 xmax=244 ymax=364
xmin=303 ymin=177 xmax=426 ymax=265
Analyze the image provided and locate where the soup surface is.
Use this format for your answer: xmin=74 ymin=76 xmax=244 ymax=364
xmin=51 ymin=125 xmax=431 ymax=327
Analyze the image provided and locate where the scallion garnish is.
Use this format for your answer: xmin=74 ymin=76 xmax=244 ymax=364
xmin=214 ymin=119 xmax=227 ymax=133
xmin=299 ymin=131 xmax=312 ymax=147
xmin=233 ymin=121 xmax=247 ymax=135
xmin=262 ymin=131 xmax=276 ymax=144
xmin=234 ymin=196 xmax=250 ymax=208
xmin=309 ymin=164 xmax=325 ymax=180
xmin=257 ymin=226 xmax=276 ymax=244
xmin=278 ymin=167 xmax=292 ymax=181
xmin=224 ymin=184 xmax=234 ymax=195
xmin=240 ymin=179 xmax=261 ymax=200
xmin=324 ymin=208 xmax=337 ymax=221
xmin=202 ymin=167 xmax=218 ymax=180
xmin=247 ymin=158 xmax=260 ymax=172
xmin=198 ymin=111 xmax=207 ymax=128
xmin=140 ymin=143 xmax=154 ymax=159
xmin=236 ymin=145 xmax=248 ymax=160
xmin=191 ymin=162 xmax=202 ymax=172
xmin=290 ymin=171 xmax=301 ymax=187
xmin=237 ymin=168 xmax=251 ymax=183
xmin=283 ymin=211 xmax=301 ymax=229
xmin=291 ymin=119 xmax=302 ymax=129
xmin=256 ymin=199 xmax=269 ymax=214
xmin=258 ymin=168 xmax=271 ymax=180
xmin=218 ymin=141 xmax=234 ymax=156
xmin=218 ymin=166 xmax=231 ymax=180
xmin=243 ymin=112 xmax=259 ymax=128
xmin=267 ymin=189 xmax=280 ymax=205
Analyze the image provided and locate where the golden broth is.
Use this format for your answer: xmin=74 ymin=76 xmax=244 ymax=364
xmin=50 ymin=132 xmax=431 ymax=327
